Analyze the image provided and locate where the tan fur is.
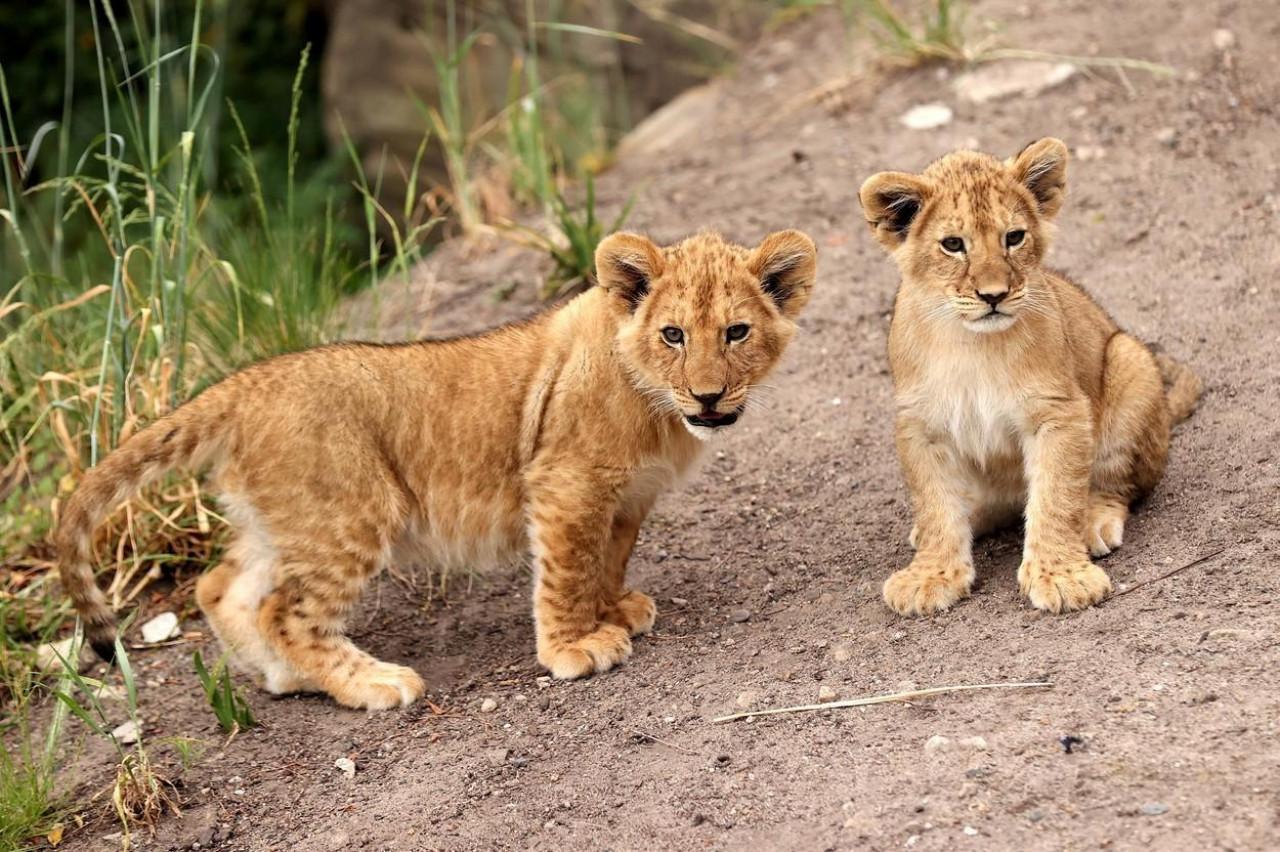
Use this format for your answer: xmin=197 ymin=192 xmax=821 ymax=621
xmin=859 ymin=139 xmax=1200 ymax=616
xmin=55 ymin=229 xmax=817 ymax=709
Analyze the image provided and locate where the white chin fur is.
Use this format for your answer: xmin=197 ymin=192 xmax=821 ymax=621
xmin=964 ymin=314 xmax=1017 ymax=334
xmin=681 ymin=420 xmax=721 ymax=441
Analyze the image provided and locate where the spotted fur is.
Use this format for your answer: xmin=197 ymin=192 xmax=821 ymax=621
xmin=55 ymin=229 xmax=817 ymax=709
xmin=859 ymin=138 xmax=1200 ymax=616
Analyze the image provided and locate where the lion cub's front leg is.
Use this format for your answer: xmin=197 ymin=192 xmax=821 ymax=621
xmin=598 ymin=510 xmax=657 ymax=637
xmin=527 ymin=464 xmax=638 ymax=679
xmin=1018 ymin=398 xmax=1112 ymax=612
xmin=885 ymin=417 xmax=977 ymax=616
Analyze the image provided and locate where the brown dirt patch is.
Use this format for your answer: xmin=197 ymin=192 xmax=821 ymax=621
xmin=52 ymin=1 xmax=1279 ymax=849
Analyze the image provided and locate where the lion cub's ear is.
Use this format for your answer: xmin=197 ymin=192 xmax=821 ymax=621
xmin=595 ymin=232 xmax=665 ymax=310
xmin=1009 ymin=137 xmax=1069 ymax=220
xmin=858 ymin=172 xmax=931 ymax=251
xmin=749 ymin=229 xmax=818 ymax=319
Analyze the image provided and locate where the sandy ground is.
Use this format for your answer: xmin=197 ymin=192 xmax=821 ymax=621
xmin=48 ymin=1 xmax=1280 ymax=850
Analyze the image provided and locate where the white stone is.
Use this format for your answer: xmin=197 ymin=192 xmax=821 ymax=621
xmin=480 ymin=697 xmax=499 ymax=713
xmin=35 ymin=637 xmax=93 ymax=673
xmin=818 ymin=685 xmax=839 ymax=702
xmin=963 ymin=825 xmax=979 ymax=836
xmin=111 ymin=719 xmax=141 ymax=746
xmin=140 ymin=612 xmax=180 ymax=644
xmin=735 ymin=690 xmax=759 ymax=710
xmin=953 ymin=60 xmax=1076 ymax=103
xmin=334 ymin=757 xmax=356 ymax=778
xmin=1211 ymin=29 xmax=1236 ymax=51
xmin=899 ymin=103 xmax=953 ymax=130
xmin=924 ymin=735 xmax=951 ymax=754
xmin=959 ymin=736 xmax=988 ymax=751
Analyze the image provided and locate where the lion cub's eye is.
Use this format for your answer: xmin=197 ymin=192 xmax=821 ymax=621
xmin=940 ymin=236 xmax=966 ymax=254
xmin=661 ymin=326 xmax=685 ymax=346
xmin=1005 ymin=229 xmax=1026 ymax=248
xmin=725 ymin=323 xmax=750 ymax=343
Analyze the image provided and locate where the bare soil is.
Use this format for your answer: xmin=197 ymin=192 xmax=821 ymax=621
xmin=52 ymin=1 xmax=1279 ymax=850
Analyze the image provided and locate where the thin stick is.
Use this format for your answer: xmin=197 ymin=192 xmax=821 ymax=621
xmin=1105 ymin=547 xmax=1227 ymax=601
xmin=712 ymin=681 xmax=1053 ymax=724
xmin=628 ymin=728 xmax=698 ymax=755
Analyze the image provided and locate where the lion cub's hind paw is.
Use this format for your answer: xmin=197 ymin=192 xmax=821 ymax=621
xmin=1086 ymin=505 xmax=1127 ymax=558
xmin=605 ymin=590 xmax=658 ymax=636
xmin=1019 ymin=559 xmax=1112 ymax=613
xmin=539 ymin=624 xmax=633 ymax=680
xmin=330 ymin=661 xmax=425 ymax=711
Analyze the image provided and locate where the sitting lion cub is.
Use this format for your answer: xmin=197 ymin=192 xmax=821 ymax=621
xmin=859 ymin=139 xmax=1200 ymax=615
xmin=57 ymin=229 xmax=818 ymax=709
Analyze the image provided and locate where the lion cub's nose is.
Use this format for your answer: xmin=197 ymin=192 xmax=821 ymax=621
xmin=693 ymin=388 xmax=726 ymax=407
xmin=978 ymin=290 xmax=1008 ymax=307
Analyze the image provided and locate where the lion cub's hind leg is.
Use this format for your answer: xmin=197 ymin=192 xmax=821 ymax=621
xmin=255 ymin=545 xmax=425 ymax=711
xmin=195 ymin=547 xmax=316 ymax=695
xmin=1088 ymin=334 xmax=1172 ymax=557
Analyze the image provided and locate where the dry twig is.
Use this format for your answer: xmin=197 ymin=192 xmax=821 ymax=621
xmin=713 ymin=681 xmax=1053 ymax=724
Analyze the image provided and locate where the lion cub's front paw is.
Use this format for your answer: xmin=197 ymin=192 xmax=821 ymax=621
xmin=602 ymin=590 xmax=657 ymax=636
xmin=883 ymin=559 xmax=973 ymax=616
xmin=1018 ymin=558 xmax=1112 ymax=613
xmin=537 ymin=623 xmax=633 ymax=680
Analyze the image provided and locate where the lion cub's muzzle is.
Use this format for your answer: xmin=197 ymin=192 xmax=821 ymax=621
xmin=682 ymin=387 xmax=742 ymax=429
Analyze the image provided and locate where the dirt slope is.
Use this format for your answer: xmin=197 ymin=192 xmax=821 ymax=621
xmin=57 ymin=1 xmax=1279 ymax=850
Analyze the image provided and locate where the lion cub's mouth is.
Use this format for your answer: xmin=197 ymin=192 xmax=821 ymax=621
xmin=685 ymin=410 xmax=740 ymax=429
xmin=965 ymin=309 xmax=1017 ymax=333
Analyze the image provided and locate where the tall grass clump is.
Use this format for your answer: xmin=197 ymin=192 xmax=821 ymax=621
xmin=829 ymin=0 xmax=1175 ymax=75
xmin=406 ymin=0 xmax=639 ymax=296
xmin=2 ymin=2 xmax=432 ymax=839
xmin=1 ymin=0 xmax=430 ymax=583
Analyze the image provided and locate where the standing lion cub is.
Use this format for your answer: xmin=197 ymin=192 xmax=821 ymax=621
xmin=859 ymin=138 xmax=1200 ymax=616
xmin=57 ymin=229 xmax=817 ymax=709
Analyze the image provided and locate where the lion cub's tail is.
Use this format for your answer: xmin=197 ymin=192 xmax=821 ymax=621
xmin=54 ymin=388 xmax=232 ymax=661
xmin=1156 ymin=354 xmax=1202 ymax=423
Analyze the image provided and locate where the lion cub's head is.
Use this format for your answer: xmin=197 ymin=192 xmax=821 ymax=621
xmin=859 ymin=138 xmax=1069 ymax=334
xmin=594 ymin=229 xmax=817 ymax=439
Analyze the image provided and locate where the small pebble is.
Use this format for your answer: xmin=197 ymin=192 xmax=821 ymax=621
xmin=670 ymin=597 xmax=689 ymax=606
xmin=1155 ymin=127 xmax=1178 ymax=147
xmin=111 ymin=719 xmax=141 ymax=746
xmin=480 ymin=697 xmax=498 ymax=713
xmin=35 ymin=637 xmax=93 ymax=673
xmin=818 ymin=685 xmax=838 ymax=702
xmin=924 ymin=735 xmax=951 ymax=754
xmin=958 ymin=736 xmax=988 ymax=751
xmin=140 ymin=612 xmax=180 ymax=644
xmin=735 ymin=690 xmax=759 ymax=710
xmin=333 ymin=757 xmax=356 ymax=778
xmin=900 ymin=103 xmax=953 ymax=130
xmin=728 ymin=609 xmax=751 ymax=624
xmin=1211 ymin=28 xmax=1235 ymax=51
xmin=963 ymin=825 xmax=979 ymax=836
xmin=1140 ymin=802 xmax=1170 ymax=816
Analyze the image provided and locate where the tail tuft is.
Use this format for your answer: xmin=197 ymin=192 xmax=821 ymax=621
xmin=1157 ymin=353 xmax=1202 ymax=423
